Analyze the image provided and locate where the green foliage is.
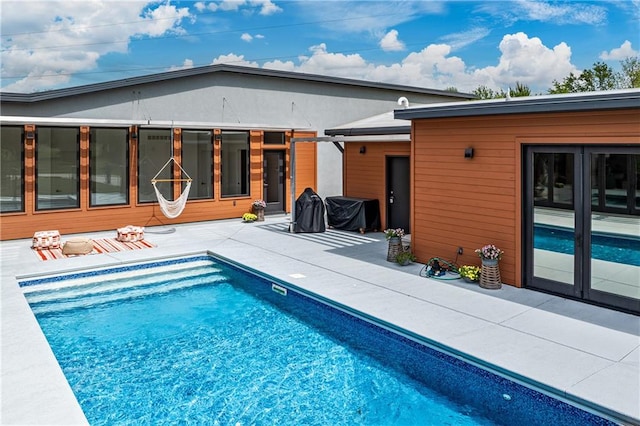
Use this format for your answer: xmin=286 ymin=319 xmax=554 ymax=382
xmin=549 ymin=57 xmax=639 ymax=94
xmin=472 ymin=82 xmax=531 ymax=100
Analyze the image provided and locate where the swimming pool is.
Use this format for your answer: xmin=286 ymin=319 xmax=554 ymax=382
xmin=535 ymin=224 xmax=640 ymax=266
xmin=20 ymin=255 xmax=614 ymax=425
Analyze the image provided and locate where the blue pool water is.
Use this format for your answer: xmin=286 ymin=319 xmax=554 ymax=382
xmin=535 ymin=225 xmax=640 ymax=266
xmin=21 ymin=256 xmax=613 ymax=425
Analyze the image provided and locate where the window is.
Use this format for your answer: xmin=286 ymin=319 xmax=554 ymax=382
xmin=90 ymin=128 xmax=129 ymax=206
xmin=220 ymin=131 xmax=250 ymax=197
xmin=36 ymin=127 xmax=80 ymax=210
xmin=181 ymin=130 xmax=213 ymax=199
xmin=533 ymin=152 xmax=574 ymax=209
xmin=264 ymin=131 xmax=285 ymax=145
xmin=0 ymin=126 xmax=24 ymax=213
xmin=138 ymin=129 xmax=173 ymax=203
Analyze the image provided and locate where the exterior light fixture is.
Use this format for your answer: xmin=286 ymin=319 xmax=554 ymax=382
xmin=464 ymin=147 xmax=474 ymax=158
xmin=359 ymin=146 xmax=366 ymax=154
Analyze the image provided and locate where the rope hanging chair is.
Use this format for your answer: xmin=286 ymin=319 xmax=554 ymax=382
xmin=151 ymin=157 xmax=192 ymax=219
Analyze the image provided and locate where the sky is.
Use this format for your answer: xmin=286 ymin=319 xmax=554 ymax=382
xmin=1 ymin=0 xmax=639 ymax=94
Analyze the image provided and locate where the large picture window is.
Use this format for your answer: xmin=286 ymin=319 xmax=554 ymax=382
xmin=0 ymin=126 xmax=24 ymax=213
xmin=138 ymin=129 xmax=173 ymax=203
xmin=90 ymin=128 xmax=129 ymax=206
xmin=181 ymin=130 xmax=213 ymax=199
xmin=220 ymin=131 xmax=250 ymax=197
xmin=36 ymin=127 xmax=80 ymax=210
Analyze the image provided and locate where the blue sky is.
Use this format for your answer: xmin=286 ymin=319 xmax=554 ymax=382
xmin=1 ymin=0 xmax=639 ymax=94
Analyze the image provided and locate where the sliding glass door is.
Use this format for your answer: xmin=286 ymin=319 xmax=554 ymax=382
xmin=524 ymin=146 xmax=639 ymax=314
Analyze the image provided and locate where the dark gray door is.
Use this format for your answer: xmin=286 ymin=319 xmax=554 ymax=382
xmin=523 ymin=145 xmax=640 ymax=314
xmin=386 ymin=156 xmax=410 ymax=232
xmin=263 ymin=150 xmax=285 ymax=214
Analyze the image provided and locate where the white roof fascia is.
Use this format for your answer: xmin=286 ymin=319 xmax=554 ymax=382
xmin=291 ymin=134 xmax=410 ymax=143
xmin=0 ymin=116 xmax=312 ymax=131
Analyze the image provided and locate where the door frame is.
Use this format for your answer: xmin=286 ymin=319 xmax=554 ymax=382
xmin=263 ymin=150 xmax=285 ymax=214
xmin=523 ymin=145 xmax=640 ymax=313
xmin=385 ymin=155 xmax=410 ymax=232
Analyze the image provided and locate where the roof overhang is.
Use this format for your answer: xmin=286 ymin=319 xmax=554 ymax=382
xmin=291 ymin=134 xmax=410 ymax=143
xmin=0 ymin=116 xmax=311 ymax=131
xmin=394 ymin=89 xmax=640 ymax=121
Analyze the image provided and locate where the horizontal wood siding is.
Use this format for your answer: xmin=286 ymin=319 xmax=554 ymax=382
xmin=411 ymin=109 xmax=640 ymax=287
xmin=291 ymin=132 xmax=318 ymax=200
xmin=1 ymin=128 xmax=316 ymax=240
xmin=344 ymin=142 xmax=410 ymax=229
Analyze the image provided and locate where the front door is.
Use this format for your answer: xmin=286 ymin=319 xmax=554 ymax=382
xmin=386 ymin=156 xmax=410 ymax=232
xmin=263 ymin=150 xmax=285 ymax=214
xmin=524 ymin=146 xmax=639 ymax=314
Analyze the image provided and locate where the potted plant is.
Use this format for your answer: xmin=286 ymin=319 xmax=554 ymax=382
xmin=475 ymin=244 xmax=504 ymax=265
xmin=458 ymin=265 xmax=481 ymax=283
xmin=475 ymin=244 xmax=503 ymax=289
xmin=252 ymin=200 xmax=266 ymax=221
xmin=242 ymin=212 xmax=257 ymax=223
xmin=383 ymin=228 xmax=405 ymax=240
xmin=395 ymin=250 xmax=416 ymax=266
xmin=383 ymin=228 xmax=405 ymax=262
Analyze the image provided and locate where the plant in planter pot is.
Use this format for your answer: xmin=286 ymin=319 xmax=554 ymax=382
xmin=458 ymin=265 xmax=481 ymax=283
xmin=252 ymin=199 xmax=266 ymax=221
xmin=384 ymin=228 xmax=405 ymax=262
xmin=475 ymin=244 xmax=504 ymax=289
xmin=395 ymin=250 xmax=416 ymax=266
xmin=242 ymin=212 xmax=258 ymax=223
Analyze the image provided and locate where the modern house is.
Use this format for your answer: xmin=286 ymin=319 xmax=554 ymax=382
xmin=0 ymin=64 xmax=473 ymax=240
xmin=390 ymin=89 xmax=639 ymax=314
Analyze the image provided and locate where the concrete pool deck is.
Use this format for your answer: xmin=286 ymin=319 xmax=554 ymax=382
xmin=1 ymin=215 xmax=639 ymax=425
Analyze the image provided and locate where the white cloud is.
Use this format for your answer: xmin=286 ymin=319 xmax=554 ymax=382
xmin=440 ymin=27 xmax=491 ymax=51
xmin=200 ymin=0 xmax=281 ymax=15
xmin=1 ymin=1 xmax=192 ymax=93
xmin=600 ymin=40 xmax=639 ymax=60
xmin=479 ymin=0 xmax=608 ymax=25
xmin=265 ymin=33 xmax=578 ymax=94
xmin=255 ymin=34 xmax=265 ymax=39
xmin=241 ymin=33 xmax=253 ymax=42
xmin=298 ymin=1 xmax=444 ymax=34
xmin=211 ymin=53 xmax=259 ymax=67
xmin=168 ymin=59 xmax=195 ymax=71
xmin=250 ymin=0 xmax=282 ymax=16
xmin=379 ymin=30 xmax=405 ymax=52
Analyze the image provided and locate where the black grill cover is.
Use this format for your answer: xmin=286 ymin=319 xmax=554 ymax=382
xmin=294 ymin=188 xmax=326 ymax=233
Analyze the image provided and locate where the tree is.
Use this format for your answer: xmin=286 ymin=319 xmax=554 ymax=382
xmin=471 ymin=82 xmax=531 ymax=99
xmin=619 ymin=57 xmax=640 ymax=88
xmin=549 ymin=58 xmax=639 ymax=93
xmin=472 ymin=85 xmax=497 ymax=99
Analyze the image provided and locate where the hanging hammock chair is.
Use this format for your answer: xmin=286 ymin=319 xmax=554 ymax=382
xmin=151 ymin=157 xmax=192 ymax=219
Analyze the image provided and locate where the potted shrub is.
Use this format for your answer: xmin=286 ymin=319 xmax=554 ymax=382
xmin=395 ymin=250 xmax=416 ymax=266
xmin=384 ymin=228 xmax=405 ymax=262
xmin=458 ymin=265 xmax=481 ymax=283
xmin=242 ymin=212 xmax=258 ymax=223
xmin=475 ymin=244 xmax=504 ymax=289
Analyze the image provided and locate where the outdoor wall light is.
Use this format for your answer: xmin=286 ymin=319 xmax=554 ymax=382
xmin=464 ymin=147 xmax=474 ymax=158
xmin=359 ymin=146 xmax=366 ymax=154
xmin=26 ymin=131 xmax=35 ymax=139
xmin=131 ymin=132 xmax=138 ymax=139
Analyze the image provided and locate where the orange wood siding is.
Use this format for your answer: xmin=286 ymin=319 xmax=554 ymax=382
xmin=344 ymin=141 xmax=411 ymax=229
xmin=0 ymin=128 xmax=316 ymax=240
xmin=290 ymin=131 xmax=317 ymax=200
xmin=411 ymin=109 xmax=640 ymax=287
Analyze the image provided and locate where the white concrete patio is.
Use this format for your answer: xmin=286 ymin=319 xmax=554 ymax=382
xmin=1 ymin=215 xmax=639 ymax=425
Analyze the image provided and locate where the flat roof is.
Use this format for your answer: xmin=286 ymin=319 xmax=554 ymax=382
xmin=394 ymin=89 xmax=640 ymax=120
xmin=0 ymin=64 xmax=475 ymax=102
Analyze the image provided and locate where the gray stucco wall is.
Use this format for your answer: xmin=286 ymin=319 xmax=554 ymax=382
xmin=1 ymin=70 xmax=466 ymax=199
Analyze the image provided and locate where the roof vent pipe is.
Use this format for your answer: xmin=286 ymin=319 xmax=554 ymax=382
xmin=397 ymin=96 xmax=409 ymax=108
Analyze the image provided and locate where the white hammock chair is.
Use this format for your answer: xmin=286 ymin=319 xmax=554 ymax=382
xmin=151 ymin=157 xmax=192 ymax=219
